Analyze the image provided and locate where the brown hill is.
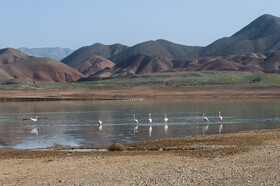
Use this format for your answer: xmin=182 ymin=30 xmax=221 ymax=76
xmin=81 ymin=54 xmax=173 ymax=80
xmin=186 ymin=58 xmax=262 ymax=72
xmin=0 ymin=48 xmax=29 ymax=65
xmin=73 ymin=56 xmax=115 ymax=76
xmin=0 ymin=57 xmax=85 ymax=83
xmin=0 ymin=48 xmax=85 ymax=83
xmin=61 ymin=43 xmax=128 ymax=67
xmin=109 ymin=39 xmax=202 ymax=63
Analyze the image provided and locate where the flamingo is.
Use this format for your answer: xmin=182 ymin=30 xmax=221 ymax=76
xmin=164 ymin=114 xmax=168 ymax=122
xmin=219 ymin=111 xmax=223 ymax=123
xmin=148 ymin=113 xmax=152 ymax=124
xmin=218 ymin=111 xmax=223 ymax=134
xmin=134 ymin=114 xmax=139 ymax=130
xmin=201 ymin=113 xmax=209 ymax=122
xmin=22 ymin=116 xmax=46 ymax=122
xmin=201 ymin=113 xmax=209 ymax=133
xmin=148 ymin=113 xmax=152 ymax=137
xmin=98 ymin=117 xmax=102 ymax=132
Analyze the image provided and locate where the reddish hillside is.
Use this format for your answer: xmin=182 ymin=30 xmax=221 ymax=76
xmin=0 ymin=48 xmax=85 ymax=83
xmin=80 ymin=52 xmax=280 ymax=81
xmin=74 ymin=56 xmax=115 ymax=76
xmin=1 ymin=57 xmax=85 ymax=83
xmin=186 ymin=58 xmax=263 ymax=72
xmin=112 ymin=54 xmax=173 ymax=77
xmin=81 ymin=54 xmax=173 ymax=80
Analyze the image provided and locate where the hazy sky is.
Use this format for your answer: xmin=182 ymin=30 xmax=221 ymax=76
xmin=1 ymin=0 xmax=280 ymax=49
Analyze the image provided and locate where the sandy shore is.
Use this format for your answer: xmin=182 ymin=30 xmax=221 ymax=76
xmin=1 ymin=129 xmax=279 ymax=185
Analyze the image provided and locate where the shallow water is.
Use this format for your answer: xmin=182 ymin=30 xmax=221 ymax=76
xmin=0 ymin=99 xmax=279 ymax=149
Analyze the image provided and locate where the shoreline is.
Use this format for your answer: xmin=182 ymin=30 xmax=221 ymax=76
xmin=1 ymin=128 xmax=279 ymax=157
xmin=0 ymin=128 xmax=279 ymax=185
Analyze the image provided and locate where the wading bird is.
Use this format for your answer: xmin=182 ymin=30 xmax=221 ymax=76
xmin=201 ymin=113 xmax=209 ymax=122
xmin=134 ymin=114 xmax=139 ymax=130
xmin=218 ymin=111 xmax=223 ymax=134
xmin=219 ymin=111 xmax=223 ymax=123
xmin=164 ymin=114 xmax=168 ymax=122
xmin=98 ymin=117 xmax=102 ymax=132
xmin=149 ymin=113 xmax=152 ymax=137
xmin=201 ymin=113 xmax=209 ymax=133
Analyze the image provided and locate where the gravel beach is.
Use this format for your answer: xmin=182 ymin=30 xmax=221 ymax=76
xmin=1 ymin=129 xmax=279 ymax=185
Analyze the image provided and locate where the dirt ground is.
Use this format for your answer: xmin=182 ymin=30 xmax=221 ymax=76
xmin=0 ymin=85 xmax=280 ymax=101
xmin=0 ymin=129 xmax=280 ymax=185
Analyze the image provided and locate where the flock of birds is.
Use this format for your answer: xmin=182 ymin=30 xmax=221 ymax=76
xmin=201 ymin=111 xmax=223 ymax=134
xmin=23 ymin=111 xmax=224 ymax=137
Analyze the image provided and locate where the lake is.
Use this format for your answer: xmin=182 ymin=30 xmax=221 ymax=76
xmin=0 ymin=99 xmax=279 ymax=149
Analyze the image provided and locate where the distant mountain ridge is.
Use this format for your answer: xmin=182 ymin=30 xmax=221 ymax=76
xmin=63 ymin=14 xmax=280 ymax=69
xmin=200 ymin=14 xmax=280 ymax=57
xmin=61 ymin=43 xmax=128 ymax=67
xmin=18 ymin=47 xmax=74 ymax=61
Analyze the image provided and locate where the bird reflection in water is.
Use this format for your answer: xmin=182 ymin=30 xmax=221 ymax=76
xmin=31 ymin=127 xmax=38 ymax=135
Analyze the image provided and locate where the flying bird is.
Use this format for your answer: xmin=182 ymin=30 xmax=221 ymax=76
xmin=22 ymin=116 xmax=46 ymax=122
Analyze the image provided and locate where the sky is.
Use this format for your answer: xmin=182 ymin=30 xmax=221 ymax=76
xmin=1 ymin=0 xmax=280 ymax=49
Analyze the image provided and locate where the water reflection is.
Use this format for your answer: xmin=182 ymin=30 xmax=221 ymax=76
xmin=0 ymin=99 xmax=279 ymax=149
xmin=219 ymin=123 xmax=223 ymax=134
xmin=164 ymin=123 xmax=168 ymax=134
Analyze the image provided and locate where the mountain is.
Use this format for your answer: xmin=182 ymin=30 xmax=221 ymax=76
xmin=109 ymin=39 xmax=202 ymax=63
xmin=73 ymin=56 xmax=115 ymax=76
xmin=200 ymin=14 xmax=280 ymax=57
xmin=65 ymin=14 xmax=280 ymax=70
xmin=0 ymin=48 xmax=85 ymax=83
xmin=80 ymin=54 xmax=173 ymax=80
xmin=61 ymin=43 xmax=129 ymax=67
xmin=18 ymin=47 xmax=74 ymax=61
